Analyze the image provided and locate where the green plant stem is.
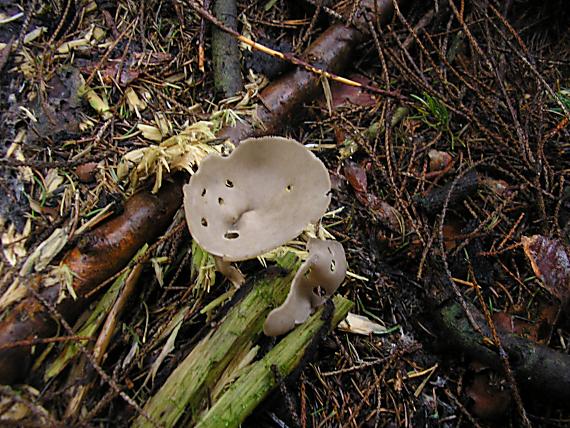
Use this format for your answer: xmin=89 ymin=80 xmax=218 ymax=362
xmin=195 ymin=295 xmax=352 ymax=428
xmin=133 ymin=254 xmax=300 ymax=428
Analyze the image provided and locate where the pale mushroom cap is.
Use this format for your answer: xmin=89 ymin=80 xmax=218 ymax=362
xmin=183 ymin=137 xmax=331 ymax=261
xmin=264 ymin=238 xmax=347 ymax=336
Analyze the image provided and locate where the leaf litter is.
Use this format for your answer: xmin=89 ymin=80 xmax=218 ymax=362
xmin=0 ymin=1 xmax=569 ymax=427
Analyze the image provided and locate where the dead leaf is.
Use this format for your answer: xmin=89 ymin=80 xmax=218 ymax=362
xmin=81 ymin=63 xmax=140 ymax=86
xmin=75 ymin=162 xmax=99 ymax=183
xmin=145 ymin=317 xmax=183 ymax=386
xmin=330 ymin=73 xmax=377 ymax=109
xmin=466 ymin=368 xmax=511 ymax=420
xmin=483 ymin=177 xmax=511 ymax=196
xmin=338 ymin=313 xmax=389 ymax=335
xmin=366 ymin=195 xmax=402 ymax=232
xmin=492 ymin=304 xmax=559 ymax=345
xmin=0 ymin=277 xmax=27 ymax=311
xmin=344 ymin=161 xmax=367 ymax=193
xmin=1 ymin=220 xmax=31 ymax=266
xmin=19 ymin=227 xmax=69 ymax=275
xmin=426 ymin=149 xmax=453 ymax=178
xmin=442 ymin=223 xmax=461 ymax=250
xmin=522 ymin=235 xmax=570 ymax=303
xmin=137 ymin=124 xmax=164 ymax=142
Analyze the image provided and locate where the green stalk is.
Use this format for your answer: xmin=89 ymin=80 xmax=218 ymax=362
xmin=133 ymin=254 xmax=300 ymax=428
xmin=195 ymin=295 xmax=353 ymax=428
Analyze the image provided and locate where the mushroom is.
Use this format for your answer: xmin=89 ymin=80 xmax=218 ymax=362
xmin=183 ymin=135 xmax=347 ymax=334
xmin=183 ymin=136 xmax=331 ymax=273
xmin=263 ymin=238 xmax=347 ymax=336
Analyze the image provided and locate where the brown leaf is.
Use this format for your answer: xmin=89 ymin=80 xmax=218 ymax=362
xmin=522 ymin=235 xmax=570 ymax=303
xmin=442 ymin=223 xmax=461 ymax=250
xmin=483 ymin=177 xmax=511 ymax=196
xmin=75 ymin=162 xmax=99 ymax=183
xmin=330 ymin=73 xmax=377 ymax=109
xmin=343 ymin=161 xmax=367 ymax=194
xmin=493 ymin=311 xmax=538 ymax=341
xmin=425 ymin=149 xmax=453 ymax=179
xmin=493 ymin=303 xmax=559 ymax=345
xmin=81 ymin=63 xmax=140 ymax=86
xmin=366 ymin=194 xmax=401 ymax=232
xmin=466 ymin=370 xmax=511 ymax=420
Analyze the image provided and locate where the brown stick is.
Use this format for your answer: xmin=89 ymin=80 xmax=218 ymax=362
xmin=188 ymin=0 xmax=405 ymax=104
xmin=0 ymin=180 xmax=182 ymax=384
xmin=212 ymin=0 xmax=243 ymax=96
xmin=64 ymin=263 xmax=144 ymax=418
xmin=436 ymin=301 xmax=570 ymax=403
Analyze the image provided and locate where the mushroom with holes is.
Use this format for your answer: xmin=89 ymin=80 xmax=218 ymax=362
xmin=183 ymin=136 xmax=332 ymax=282
xmin=183 ymin=136 xmax=346 ymax=333
xmin=263 ymin=238 xmax=347 ymax=336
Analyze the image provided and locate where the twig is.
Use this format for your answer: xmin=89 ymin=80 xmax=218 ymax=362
xmin=0 ymin=335 xmax=92 ymax=350
xmin=26 ymin=287 xmax=158 ymax=427
xmin=183 ymin=0 xmax=406 ymax=101
xmin=212 ymin=0 xmax=243 ymax=96
xmin=468 ymin=263 xmax=531 ymax=427
xmin=198 ymin=0 xmax=210 ymax=72
xmin=64 ymin=263 xmax=143 ymax=417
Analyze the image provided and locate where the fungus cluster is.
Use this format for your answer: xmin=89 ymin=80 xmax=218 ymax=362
xmin=183 ymin=136 xmax=347 ymax=336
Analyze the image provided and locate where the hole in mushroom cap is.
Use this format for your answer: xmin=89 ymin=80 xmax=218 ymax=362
xmin=218 ymin=197 xmax=224 ymax=205
xmin=285 ymin=184 xmax=293 ymax=192
xmin=224 ymin=231 xmax=239 ymax=239
xmin=201 ymin=188 xmax=207 ymax=197
xmin=313 ymin=286 xmax=326 ymax=297
xmin=201 ymin=218 xmax=208 ymax=227
xmin=225 ymin=179 xmax=234 ymax=188
xmin=330 ymin=260 xmax=336 ymax=272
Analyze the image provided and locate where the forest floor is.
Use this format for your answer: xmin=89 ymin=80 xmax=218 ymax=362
xmin=0 ymin=1 xmax=569 ymax=427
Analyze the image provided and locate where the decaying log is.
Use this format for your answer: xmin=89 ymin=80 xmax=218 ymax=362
xmin=195 ymin=295 xmax=352 ymax=428
xmin=132 ymin=255 xmax=301 ymax=428
xmin=435 ymin=301 xmax=570 ymax=403
xmin=0 ymin=180 xmax=182 ymax=384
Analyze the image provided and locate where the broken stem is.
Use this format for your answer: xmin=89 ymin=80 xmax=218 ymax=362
xmin=195 ymin=295 xmax=353 ymax=428
xmin=132 ymin=253 xmax=301 ymax=428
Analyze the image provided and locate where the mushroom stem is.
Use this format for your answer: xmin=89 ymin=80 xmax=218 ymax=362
xmin=264 ymin=239 xmax=347 ymax=336
xmin=214 ymin=256 xmax=245 ymax=288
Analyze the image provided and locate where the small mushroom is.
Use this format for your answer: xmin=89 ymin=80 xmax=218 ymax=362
xmin=183 ymin=136 xmax=331 ymax=262
xmin=263 ymin=238 xmax=347 ymax=336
